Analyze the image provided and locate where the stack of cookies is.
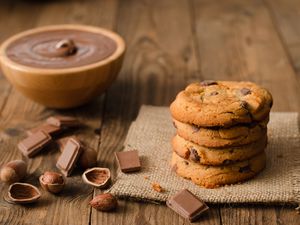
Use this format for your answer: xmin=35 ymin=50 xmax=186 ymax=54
xmin=170 ymin=81 xmax=273 ymax=188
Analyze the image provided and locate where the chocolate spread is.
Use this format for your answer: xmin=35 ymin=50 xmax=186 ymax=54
xmin=6 ymin=29 xmax=117 ymax=69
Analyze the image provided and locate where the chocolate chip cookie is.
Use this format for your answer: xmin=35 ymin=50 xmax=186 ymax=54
xmin=172 ymin=134 xmax=267 ymax=166
xmin=171 ymin=151 xmax=266 ymax=188
xmin=170 ymin=81 xmax=273 ymax=127
xmin=173 ymin=117 xmax=268 ymax=147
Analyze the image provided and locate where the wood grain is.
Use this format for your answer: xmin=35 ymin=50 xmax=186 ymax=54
xmin=0 ymin=0 xmax=299 ymax=224
xmin=191 ymin=0 xmax=300 ymax=224
xmin=0 ymin=0 xmax=115 ymax=225
xmin=91 ymin=0 xmax=221 ymax=224
xmin=263 ymin=0 xmax=300 ymax=76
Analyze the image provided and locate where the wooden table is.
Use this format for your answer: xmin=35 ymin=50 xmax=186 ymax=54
xmin=0 ymin=0 xmax=299 ymax=224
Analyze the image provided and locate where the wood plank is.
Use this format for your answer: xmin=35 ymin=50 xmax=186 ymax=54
xmin=0 ymin=1 xmax=44 ymax=118
xmin=191 ymin=0 xmax=300 ymax=224
xmin=91 ymin=0 xmax=220 ymax=224
xmin=191 ymin=0 xmax=300 ymax=111
xmin=221 ymin=205 xmax=300 ymax=225
xmin=0 ymin=1 xmax=117 ymax=225
xmin=263 ymin=0 xmax=300 ymax=74
xmin=1 ymin=0 xmax=299 ymax=224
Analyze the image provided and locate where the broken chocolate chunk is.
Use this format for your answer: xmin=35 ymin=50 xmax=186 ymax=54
xmin=18 ymin=131 xmax=52 ymax=158
xmin=210 ymin=91 xmax=219 ymax=96
xmin=200 ymin=80 xmax=217 ymax=86
xmin=167 ymin=189 xmax=209 ymax=222
xmin=46 ymin=116 xmax=80 ymax=128
xmin=190 ymin=148 xmax=200 ymax=162
xmin=56 ymin=138 xmax=83 ymax=176
xmin=240 ymin=88 xmax=251 ymax=95
xmin=240 ymin=101 xmax=248 ymax=109
xmin=238 ymin=165 xmax=251 ymax=173
xmin=115 ymin=150 xmax=141 ymax=173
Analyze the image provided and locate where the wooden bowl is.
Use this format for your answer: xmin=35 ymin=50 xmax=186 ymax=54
xmin=0 ymin=24 xmax=125 ymax=109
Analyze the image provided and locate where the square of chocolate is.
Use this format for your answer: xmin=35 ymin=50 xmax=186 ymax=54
xmin=56 ymin=138 xmax=83 ymax=176
xmin=18 ymin=131 xmax=52 ymax=158
xmin=56 ymin=136 xmax=78 ymax=152
xmin=167 ymin=189 xmax=209 ymax=222
xmin=46 ymin=116 xmax=80 ymax=128
xmin=115 ymin=150 xmax=141 ymax=173
xmin=26 ymin=123 xmax=62 ymax=137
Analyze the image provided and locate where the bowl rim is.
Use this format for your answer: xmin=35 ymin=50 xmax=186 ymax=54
xmin=0 ymin=24 xmax=126 ymax=76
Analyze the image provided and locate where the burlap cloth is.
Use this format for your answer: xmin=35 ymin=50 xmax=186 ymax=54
xmin=110 ymin=106 xmax=300 ymax=205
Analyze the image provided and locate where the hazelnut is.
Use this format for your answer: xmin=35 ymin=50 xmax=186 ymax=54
xmin=0 ymin=160 xmax=27 ymax=184
xmin=78 ymin=148 xmax=97 ymax=169
xmin=39 ymin=171 xmax=65 ymax=194
xmin=89 ymin=193 xmax=118 ymax=211
xmin=8 ymin=182 xmax=41 ymax=204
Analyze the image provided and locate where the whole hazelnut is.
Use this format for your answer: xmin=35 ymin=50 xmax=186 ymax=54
xmin=79 ymin=148 xmax=97 ymax=169
xmin=0 ymin=160 xmax=27 ymax=184
xmin=39 ymin=171 xmax=65 ymax=194
xmin=89 ymin=193 xmax=118 ymax=211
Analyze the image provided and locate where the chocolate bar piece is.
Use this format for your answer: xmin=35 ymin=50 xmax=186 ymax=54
xmin=26 ymin=123 xmax=61 ymax=136
xmin=46 ymin=116 xmax=80 ymax=128
xmin=56 ymin=138 xmax=83 ymax=176
xmin=18 ymin=131 xmax=52 ymax=158
xmin=167 ymin=189 xmax=209 ymax=222
xmin=115 ymin=150 xmax=141 ymax=173
xmin=56 ymin=136 xmax=78 ymax=152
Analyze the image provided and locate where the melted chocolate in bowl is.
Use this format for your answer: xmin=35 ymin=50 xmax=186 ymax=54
xmin=5 ymin=29 xmax=117 ymax=69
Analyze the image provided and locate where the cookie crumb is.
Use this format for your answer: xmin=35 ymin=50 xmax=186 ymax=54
xmin=152 ymin=183 xmax=165 ymax=193
xmin=144 ymin=176 xmax=149 ymax=180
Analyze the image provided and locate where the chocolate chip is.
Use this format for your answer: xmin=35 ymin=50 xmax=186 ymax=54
xmin=238 ymin=165 xmax=251 ymax=173
xmin=185 ymin=149 xmax=191 ymax=159
xmin=172 ymin=121 xmax=177 ymax=129
xmin=240 ymin=88 xmax=251 ymax=95
xmin=222 ymin=159 xmax=234 ymax=165
xmin=191 ymin=125 xmax=200 ymax=133
xmin=184 ymin=161 xmax=189 ymax=165
xmin=210 ymin=91 xmax=219 ymax=96
xmin=190 ymin=148 xmax=200 ymax=162
xmin=200 ymin=80 xmax=217 ymax=86
xmin=240 ymin=101 xmax=248 ymax=109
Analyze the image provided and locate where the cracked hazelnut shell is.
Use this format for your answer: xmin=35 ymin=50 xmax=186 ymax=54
xmin=39 ymin=171 xmax=65 ymax=194
xmin=8 ymin=182 xmax=41 ymax=204
xmin=82 ymin=167 xmax=111 ymax=188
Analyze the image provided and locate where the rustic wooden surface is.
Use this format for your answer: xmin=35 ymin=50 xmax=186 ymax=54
xmin=0 ymin=0 xmax=299 ymax=224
